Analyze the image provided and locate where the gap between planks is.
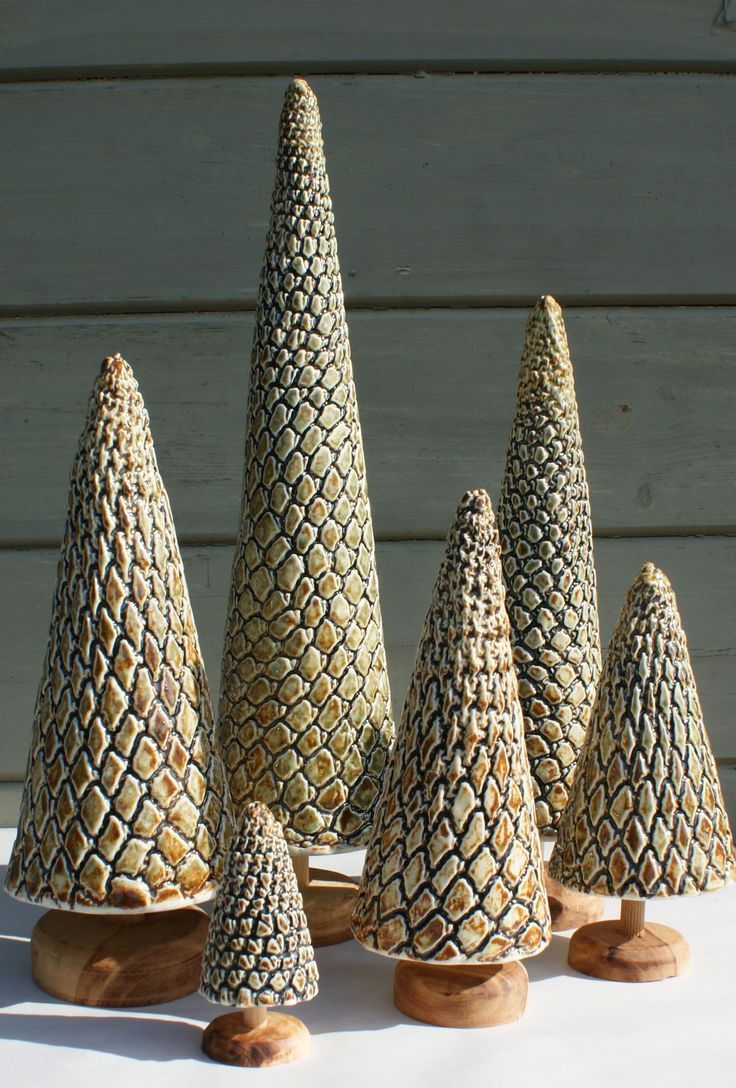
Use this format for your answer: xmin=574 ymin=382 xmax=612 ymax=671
xmin=5 ymin=296 xmax=736 ymax=321
xmin=2 ymin=62 xmax=736 ymax=85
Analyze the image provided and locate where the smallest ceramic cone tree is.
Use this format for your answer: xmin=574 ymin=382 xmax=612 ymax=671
xmin=200 ymin=802 xmax=319 ymax=1008
xmin=498 ymin=295 xmax=601 ymax=834
xmin=549 ymin=564 xmax=736 ymax=898
xmin=353 ymin=490 xmax=551 ymax=964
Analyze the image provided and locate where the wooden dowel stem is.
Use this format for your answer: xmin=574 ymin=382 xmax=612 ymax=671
xmin=620 ymin=898 xmax=646 ymax=938
xmin=292 ymin=853 xmax=310 ymax=889
xmin=240 ymin=1006 xmax=268 ymax=1030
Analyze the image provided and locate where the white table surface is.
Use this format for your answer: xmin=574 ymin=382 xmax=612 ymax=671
xmin=1 ymin=826 xmax=734 ymax=1088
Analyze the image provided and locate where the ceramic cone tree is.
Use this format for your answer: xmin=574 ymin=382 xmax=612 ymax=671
xmin=219 ymin=79 xmax=394 ymax=943
xmin=549 ymin=564 xmax=736 ymax=982
xmin=352 ymin=490 xmax=551 ymax=1027
xmin=200 ymin=802 xmax=318 ymax=1067
xmin=498 ymin=294 xmax=603 ymax=930
xmin=5 ymin=355 xmax=229 ymax=1007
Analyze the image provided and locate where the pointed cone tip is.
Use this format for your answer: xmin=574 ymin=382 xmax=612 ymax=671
xmin=634 ymin=562 xmax=673 ymax=597
xmin=239 ymin=800 xmax=282 ymax=837
xmin=284 ymin=76 xmax=317 ymax=110
xmin=99 ymin=353 xmax=131 ymax=379
xmin=455 ymin=488 xmax=493 ymax=520
xmin=279 ymin=77 xmax=322 ymax=160
xmin=529 ymin=293 xmax=567 ymax=344
xmin=621 ymin=564 xmax=679 ymax=626
xmin=519 ymin=293 xmax=573 ymax=394
xmin=447 ymin=489 xmax=497 ymax=555
xmin=96 ymin=354 xmax=137 ymax=399
xmin=536 ymin=293 xmax=562 ymax=319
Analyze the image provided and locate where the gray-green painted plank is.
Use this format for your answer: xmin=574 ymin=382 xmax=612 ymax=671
xmin=1 ymin=308 xmax=734 ymax=544
xmin=1 ymin=537 xmax=734 ymax=778
xmin=2 ymin=2 xmax=735 ymax=76
xmin=2 ymin=75 xmax=735 ymax=313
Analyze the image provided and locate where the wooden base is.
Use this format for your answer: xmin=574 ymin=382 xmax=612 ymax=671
xmin=393 ymin=959 xmax=528 ymax=1028
xmin=544 ymin=862 xmax=604 ymax=931
xmin=202 ymin=1008 xmax=309 ymax=1067
xmin=568 ymin=900 xmax=689 ymax=982
xmin=31 ymin=906 xmax=210 ymax=1007
xmin=292 ymin=855 xmax=358 ymax=947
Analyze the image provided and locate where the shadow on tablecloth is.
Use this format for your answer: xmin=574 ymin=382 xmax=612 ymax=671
xmin=0 ymin=1010 xmax=204 ymax=1062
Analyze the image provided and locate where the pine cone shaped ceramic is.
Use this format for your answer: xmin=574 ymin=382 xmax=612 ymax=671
xmin=219 ymin=79 xmax=394 ymax=850
xmin=5 ymin=355 xmax=229 ymax=912
xmin=549 ymin=563 xmax=736 ymax=898
xmin=498 ymin=295 xmax=601 ymax=834
xmin=352 ymin=490 xmax=551 ymax=964
xmin=200 ymin=802 xmax=319 ymax=1007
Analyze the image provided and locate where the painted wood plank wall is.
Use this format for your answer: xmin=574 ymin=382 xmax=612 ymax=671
xmin=2 ymin=75 xmax=736 ymax=314
xmin=2 ymin=2 xmax=735 ymax=77
xmin=1 ymin=309 xmax=734 ymax=544
xmin=0 ymin=5 xmax=734 ymax=829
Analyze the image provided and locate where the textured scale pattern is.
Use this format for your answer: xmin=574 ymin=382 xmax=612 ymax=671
xmin=5 ymin=354 xmax=229 ymax=909
xmin=549 ymin=564 xmax=736 ymax=898
xmin=200 ymin=802 xmax=319 ymax=1007
xmin=498 ymin=296 xmax=601 ymax=833
xmin=5 ymin=356 xmax=229 ymax=912
xmin=219 ymin=79 xmax=394 ymax=850
xmin=352 ymin=491 xmax=551 ymax=964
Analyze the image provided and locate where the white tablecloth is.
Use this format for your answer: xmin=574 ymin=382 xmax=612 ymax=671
xmin=1 ymin=826 xmax=734 ymax=1087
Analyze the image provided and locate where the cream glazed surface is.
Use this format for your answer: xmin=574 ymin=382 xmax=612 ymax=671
xmin=498 ymin=295 xmax=601 ymax=833
xmin=353 ymin=490 xmax=551 ymax=964
xmin=6 ymin=355 xmax=230 ymax=912
xmin=550 ymin=563 xmax=735 ymax=898
xmin=219 ymin=79 xmax=394 ymax=851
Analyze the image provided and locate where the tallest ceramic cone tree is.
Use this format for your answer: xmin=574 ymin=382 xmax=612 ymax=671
xmin=219 ymin=80 xmax=394 ymax=936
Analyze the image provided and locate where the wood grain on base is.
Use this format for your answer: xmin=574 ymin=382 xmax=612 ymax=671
xmin=393 ymin=959 xmax=528 ymax=1028
xmin=297 ymin=864 xmax=358 ymax=947
xmin=568 ymin=919 xmax=690 ymax=982
xmin=31 ymin=906 xmax=210 ymax=1007
xmin=544 ymin=862 xmax=605 ymax=931
xmin=202 ymin=1010 xmax=309 ymax=1067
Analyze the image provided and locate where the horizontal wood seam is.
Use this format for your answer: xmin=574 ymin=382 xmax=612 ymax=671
xmin=2 ymin=64 xmax=736 ymax=83
xmin=2 ymin=304 xmax=736 ymax=329
xmin=5 ymin=296 xmax=736 ymax=321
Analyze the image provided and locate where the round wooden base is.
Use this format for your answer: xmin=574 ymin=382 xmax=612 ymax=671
xmin=300 ymin=867 xmax=358 ymax=947
xmin=568 ymin=919 xmax=690 ymax=982
xmin=31 ymin=906 xmax=210 ymax=1007
xmin=393 ymin=959 xmax=528 ymax=1028
xmin=202 ymin=1010 xmax=309 ymax=1067
xmin=544 ymin=862 xmax=604 ymax=932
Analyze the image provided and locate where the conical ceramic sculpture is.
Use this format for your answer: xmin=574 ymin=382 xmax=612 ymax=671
xmin=352 ymin=491 xmax=551 ymax=1027
xmin=498 ymin=294 xmax=603 ymax=930
xmin=219 ymin=78 xmax=394 ymax=944
xmin=200 ymin=802 xmax=318 ymax=1067
xmin=549 ymin=564 xmax=736 ymax=982
xmin=5 ymin=355 xmax=230 ymax=1006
